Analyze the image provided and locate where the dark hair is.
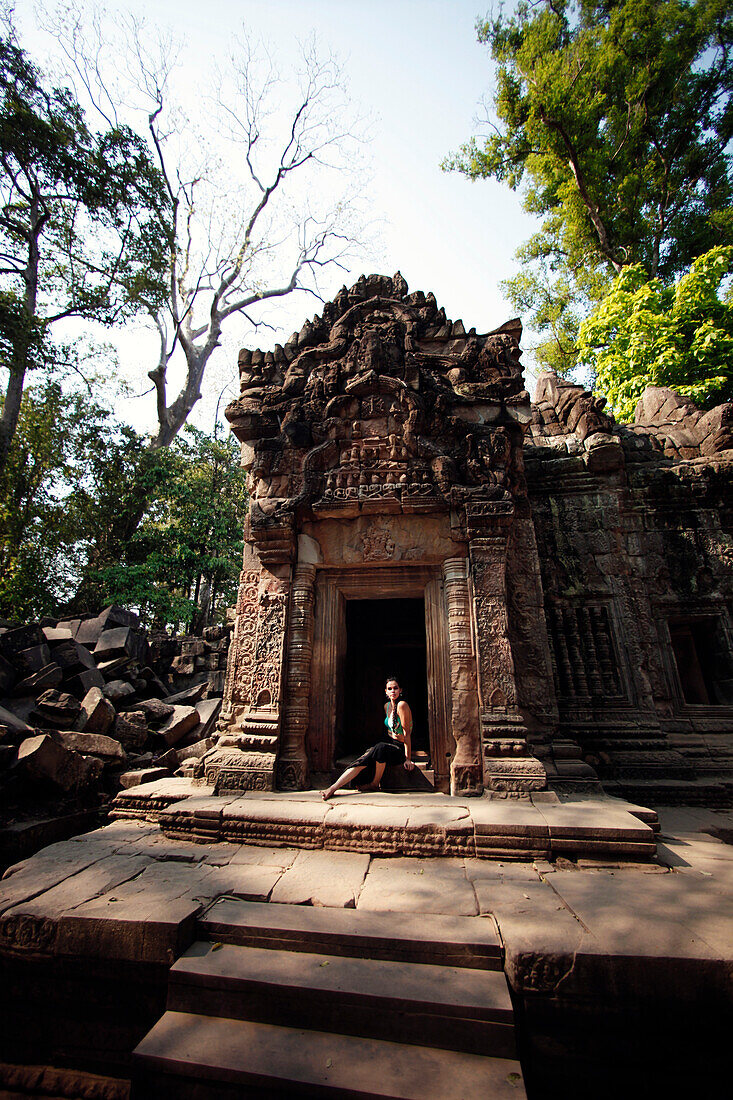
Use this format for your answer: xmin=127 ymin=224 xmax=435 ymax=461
xmin=385 ymin=677 xmax=401 ymax=732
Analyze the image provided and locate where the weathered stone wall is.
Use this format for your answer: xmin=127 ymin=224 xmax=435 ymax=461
xmin=527 ymin=373 xmax=733 ymax=803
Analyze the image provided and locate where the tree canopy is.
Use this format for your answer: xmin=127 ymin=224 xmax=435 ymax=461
xmin=445 ymin=0 xmax=733 ymax=373
xmin=577 ymin=245 xmax=733 ymax=420
xmin=0 ymin=20 xmax=169 ymax=471
xmin=0 ymin=381 xmax=247 ymax=628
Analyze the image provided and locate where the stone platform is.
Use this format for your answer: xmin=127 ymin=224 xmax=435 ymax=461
xmin=109 ymin=779 xmax=658 ymax=862
xmin=1 ymin=806 xmax=733 ymax=1096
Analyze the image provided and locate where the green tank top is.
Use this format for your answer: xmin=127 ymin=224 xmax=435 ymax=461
xmin=385 ymin=708 xmax=403 ymax=735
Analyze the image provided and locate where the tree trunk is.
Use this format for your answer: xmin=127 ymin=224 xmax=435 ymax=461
xmin=0 ymin=365 xmax=28 ymax=474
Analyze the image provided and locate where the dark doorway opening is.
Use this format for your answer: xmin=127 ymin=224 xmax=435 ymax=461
xmin=669 ymin=617 xmax=733 ymax=705
xmin=340 ymin=598 xmax=429 ymax=761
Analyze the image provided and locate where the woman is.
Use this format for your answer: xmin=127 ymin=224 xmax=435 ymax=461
xmin=322 ymin=677 xmax=415 ymax=800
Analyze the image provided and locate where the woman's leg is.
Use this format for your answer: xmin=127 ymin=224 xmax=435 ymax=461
xmin=358 ymin=760 xmax=386 ymax=791
xmin=322 ymin=764 xmax=366 ymax=800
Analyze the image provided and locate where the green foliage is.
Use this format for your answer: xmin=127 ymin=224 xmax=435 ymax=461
xmin=0 ymin=382 xmax=247 ymax=628
xmin=79 ymin=426 xmax=248 ymax=631
xmin=445 ymin=0 xmax=733 ymax=372
xmin=0 ymin=27 xmax=170 ymax=325
xmin=0 ymin=378 xmax=132 ymax=619
xmin=577 ymin=246 xmax=733 ymax=419
xmin=0 ymin=18 xmax=171 ymax=470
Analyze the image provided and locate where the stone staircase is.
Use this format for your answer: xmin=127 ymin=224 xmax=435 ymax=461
xmin=130 ymin=899 xmax=526 ymax=1099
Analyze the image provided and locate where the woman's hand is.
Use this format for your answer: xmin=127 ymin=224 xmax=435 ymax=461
xmin=404 ymin=759 xmax=415 ymax=771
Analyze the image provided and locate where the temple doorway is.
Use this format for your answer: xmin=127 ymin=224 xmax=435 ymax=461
xmin=340 ymin=598 xmax=429 ymax=761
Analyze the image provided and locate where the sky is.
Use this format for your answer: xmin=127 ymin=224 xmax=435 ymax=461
xmin=16 ymin=0 xmax=539 ymax=435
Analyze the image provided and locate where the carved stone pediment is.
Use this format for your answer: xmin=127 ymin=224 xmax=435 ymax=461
xmin=226 ymin=273 xmax=530 ymax=555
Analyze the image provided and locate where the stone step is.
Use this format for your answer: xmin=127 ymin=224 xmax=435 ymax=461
xmin=131 ymin=1011 xmax=526 ymax=1099
xmin=168 ymin=941 xmax=516 ymax=1058
xmin=199 ymin=897 xmax=503 ymax=970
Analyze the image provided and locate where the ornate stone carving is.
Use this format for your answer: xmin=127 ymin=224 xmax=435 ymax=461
xmin=442 ymin=556 xmax=483 ymax=795
xmin=0 ymin=915 xmax=56 ymax=954
xmin=278 ymin=563 xmax=316 ymax=790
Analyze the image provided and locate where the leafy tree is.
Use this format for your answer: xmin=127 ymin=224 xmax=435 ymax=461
xmin=577 ymin=245 xmax=733 ymax=419
xmin=0 ymin=378 xmax=152 ymax=619
xmin=0 ymin=17 xmax=169 ymax=473
xmin=91 ymin=427 xmax=248 ymax=630
xmin=51 ymin=6 xmax=365 ymax=448
xmin=445 ymin=0 xmax=733 ymax=372
xmin=0 ymin=380 xmax=247 ymax=628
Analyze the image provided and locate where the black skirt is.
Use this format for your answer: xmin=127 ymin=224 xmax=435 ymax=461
xmin=352 ymin=739 xmax=405 ymax=785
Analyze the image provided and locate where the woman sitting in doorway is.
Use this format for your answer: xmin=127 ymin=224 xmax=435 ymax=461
xmin=322 ymin=676 xmax=415 ymax=800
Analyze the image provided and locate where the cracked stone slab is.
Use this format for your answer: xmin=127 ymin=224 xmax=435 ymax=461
xmin=546 ymin=872 xmax=732 ymax=959
xmin=0 ymin=825 xmax=156 ymax=915
xmin=357 ymin=857 xmax=478 ymax=916
xmin=269 ymin=849 xmax=370 ymax=908
xmin=227 ymin=845 xmax=299 ymax=871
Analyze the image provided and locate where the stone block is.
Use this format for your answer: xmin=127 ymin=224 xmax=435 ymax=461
xmin=79 ymin=687 xmax=116 ymax=735
xmin=11 ymin=662 xmax=63 ymax=696
xmin=55 ymin=618 xmax=81 ymax=637
xmin=32 ymin=689 xmax=82 ymax=728
xmin=207 ymin=670 xmax=226 ymax=695
xmin=97 ymin=656 xmax=132 ymax=679
xmin=138 ymin=667 xmax=170 ymax=699
xmin=94 ymin=627 xmax=147 ymax=663
xmin=97 ymin=604 xmax=140 ymax=630
xmin=194 ymin=697 xmax=221 ymax=737
xmin=0 ymin=654 xmax=16 ymax=692
xmin=356 ymin=856 xmax=478 ymax=916
xmin=104 ymin=679 xmax=136 ymax=703
xmin=52 ymin=729 xmax=126 ymax=760
xmin=64 ymin=667 xmax=106 ymax=698
xmin=177 ymin=737 xmax=214 ymax=762
xmin=136 ymin=698 xmax=175 ymax=725
xmin=269 ymin=848 xmax=370 ymax=908
xmin=119 ymin=766 xmax=171 ymax=789
xmin=0 ymin=704 xmax=32 ymax=733
xmin=153 ymin=747 xmax=180 ymax=769
xmin=17 ymin=733 xmax=91 ymax=792
xmin=114 ymin=713 xmax=149 ymax=751
xmin=158 ymin=705 xmax=201 ymax=747
xmin=42 ymin=627 xmax=73 ymax=644
xmin=16 ymin=643 xmax=51 ymax=674
xmin=0 ymin=624 xmax=44 ymax=661
xmin=171 ymin=655 xmax=195 ymax=675
xmin=74 ymin=616 xmax=106 ymax=648
xmin=53 ymin=639 xmax=97 ymax=674
xmin=181 ymin=638 xmax=205 ymax=657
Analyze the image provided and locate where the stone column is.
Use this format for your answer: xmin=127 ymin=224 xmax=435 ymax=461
xmin=204 ymin=542 xmax=291 ymax=793
xmin=466 ymin=502 xmax=547 ymax=794
xmin=442 ymin=556 xmax=482 ymax=795
xmin=277 ymin=563 xmax=317 ymax=790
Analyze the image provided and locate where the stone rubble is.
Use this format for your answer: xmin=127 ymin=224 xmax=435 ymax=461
xmin=0 ymin=607 xmax=232 ymax=864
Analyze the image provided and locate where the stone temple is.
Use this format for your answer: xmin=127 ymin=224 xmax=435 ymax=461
xmin=211 ymin=271 xmax=733 ymax=807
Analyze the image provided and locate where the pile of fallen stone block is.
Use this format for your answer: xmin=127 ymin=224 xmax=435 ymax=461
xmin=0 ymin=607 xmax=231 ymax=831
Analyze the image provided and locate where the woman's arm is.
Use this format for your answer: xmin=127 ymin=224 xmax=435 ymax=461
xmin=397 ymin=701 xmax=414 ymax=770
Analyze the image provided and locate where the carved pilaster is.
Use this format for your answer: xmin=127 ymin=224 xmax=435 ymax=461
xmin=205 ymin=558 xmax=291 ymax=793
xmin=278 ymin=563 xmax=317 ymax=789
xmin=442 ymin=556 xmax=482 ymax=795
xmin=467 ymin=503 xmax=547 ymax=794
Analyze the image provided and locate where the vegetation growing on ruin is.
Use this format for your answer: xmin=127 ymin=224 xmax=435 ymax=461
xmin=577 ymin=246 xmax=733 ymax=420
xmin=445 ymin=0 xmax=733 ymax=375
